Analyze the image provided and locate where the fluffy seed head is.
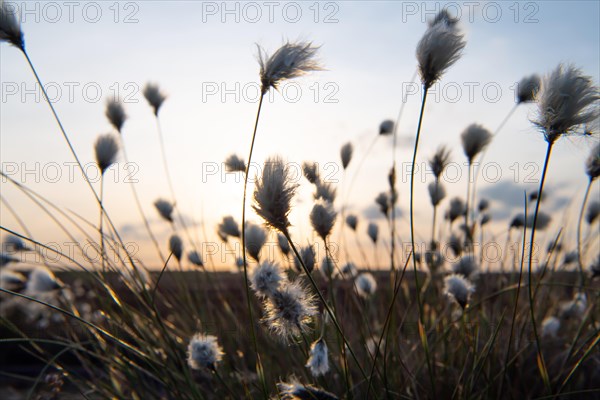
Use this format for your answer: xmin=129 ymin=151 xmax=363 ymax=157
xmin=310 ymin=200 xmax=337 ymax=241
xmin=340 ymin=142 xmax=353 ymax=170
xmin=168 ymin=234 xmax=183 ymax=262
xmin=294 ymin=244 xmax=315 ymax=273
xmin=277 ymin=380 xmax=339 ymax=400
xmin=425 ymin=250 xmax=444 ymax=273
xmin=478 ymin=199 xmax=490 ymax=212
xmin=0 ymin=253 xmax=18 ymax=267
xmin=320 ymin=256 xmax=335 ymax=279
xmin=375 ymin=192 xmax=390 ymax=217
xmin=367 ymin=222 xmax=379 ymax=244
xmin=533 ymin=64 xmax=599 ymax=143
xmin=187 ymin=333 xmax=224 ymax=370
xmin=541 ymin=316 xmax=560 ymax=338
xmin=586 ymin=200 xmax=600 ymax=225
xmin=443 ymin=273 xmax=474 ymax=308
xmin=302 ymin=161 xmax=319 ymax=184
xmin=585 ymin=143 xmax=600 ymax=180
xmin=3 ymin=235 xmax=30 ymax=251
xmin=94 ymin=134 xmax=120 ymax=174
xmin=481 ymin=214 xmax=491 ymax=225
xmin=452 ymin=255 xmax=478 ymax=278
xmin=154 ymin=199 xmax=174 ymax=223
xmin=448 ymin=232 xmax=463 ymax=256
xmin=0 ymin=269 xmax=26 ymax=291
xmin=416 ymin=17 xmax=466 ymax=89
xmin=314 ymin=180 xmax=336 ymax=203
xmin=341 ymin=262 xmax=357 ymax=278
xmin=517 ymin=74 xmax=541 ymax=104
xmin=105 ymin=100 xmax=127 ymax=133
xmin=355 ymin=272 xmax=377 ymax=298
xmin=429 ymin=9 xmax=459 ymax=28
xmin=429 ymin=145 xmax=452 ymax=179
xmin=345 ymin=214 xmax=358 ymax=231
xmin=143 ymin=83 xmax=166 ymax=116
xmin=251 ymin=260 xmax=285 ymax=298
xmin=263 ymin=279 xmax=317 ymax=340
xmin=428 ymin=181 xmax=446 ymax=206
xmin=26 ymin=267 xmax=62 ymax=294
xmin=277 ymin=233 xmax=290 ymax=256
xmin=258 ymin=41 xmax=322 ymax=94
xmin=379 ymin=119 xmax=394 ymax=135
xmin=525 ymin=212 xmax=552 ymax=230
xmin=245 ymin=223 xmax=267 ymax=261
xmin=461 ymin=123 xmax=492 ymax=163
xmin=218 ymin=215 xmax=240 ymax=239
xmin=224 ymin=154 xmax=246 ymax=173
xmin=559 ymin=292 xmax=587 ymax=319
xmin=253 ymin=156 xmax=298 ymax=233
xmin=306 ymin=338 xmax=329 ymax=377
xmin=0 ymin=1 xmax=23 ymax=50
xmin=187 ymin=250 xmax=203 ymax=267
xmin=447 ymin=197 xmax=466 ymax=223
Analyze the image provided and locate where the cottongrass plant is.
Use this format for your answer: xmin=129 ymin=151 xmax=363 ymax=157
xmin=526 ymin=63 xmax=599 ymax=389
xmin=187 ymin=333 xmax=224 ymax=371
xmin=428 ymin=146 xmax=451 ymax=247
xmin=277 ymin=379 xmax=339 ymax=400
xmin=306 ymin=338 xmax=330 ymax=377
xmin=443 ymin=273 xmax=474 ymax=309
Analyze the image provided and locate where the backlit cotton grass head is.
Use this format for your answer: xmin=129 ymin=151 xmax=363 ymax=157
xmin=277 ymin=380 xmax=339 ymax=400
xmin=314 ymin=180 xmax=336 ymax=203
xmin=379 ymin=119 xmax=394 ymax=135
xmin=452 ymin=255 xmax=478 ymax=278
xmin=586 ymin=200 xmax=600 ymax=225
xmin=585 ymin=143 xmax=600 ymax=181
xmin=355 ymin=272 xmax=377 ymax=298
xmin=429 ymin=9 xmax=459 ymax=28
xmin=517 ymin=74 xmax=541 ymax=104
xmin=533 ymin=64 xmax=599 ymax=144
xmin=263 ymin=279 xmax=317 ymax=340
xmin=294 ymin=244 xmax=315 ymax=273
xmin=257 ymin=41 xmax=322 ymax=94
xmin=168 ymin=234 xmax=183 ymax=262
xmin=245 ymin=223 xmax=267 ymax=261
xmin=302 ymin=161 xmax=319 ymax=184
xmin=310 ymin=199 xmax=337 ymax=241
xmin=143 ymin=83 xmax=166 ymax=116
xmin=277 ymin=233 xmax=290 ymax=256
xmin=447 ymin=197 xmax=466 ymax=223
xmin=105 ymin=100 xmax=127 ymax=133
xmin=26 ymin=267 xmax=63 ymax=294
xmin=0 ymin=1 xmax=23 ymax=51
xmin=94 ymin=134 xmax=120 ymax=175
xmin=428 ymin=181 xmax=446 ymax=206
xmin=367 ymin=222 xmax=379 ymax=244
xmin=225 ymin=154 xmax=246 ymax=173
xmin=375 ymin=192 xmax=390 ymax=217
xmin=429 ymin=145 xmax=452 ymax=179
xmin=417 ymin=13 xmax=466 ymax=89
xmin=444 ymin=273 xmax=474 ymax=309
xmin=461 ymin=123 xmax=492 ymax=163
xmin=218 ymin=215 xmax=241 ymax=239
xmin=345 ymin=214 xmax=358 ymax=231
xmin=187 ymin=250 xmax=203 ymax=267
xmin=154 ymin=199 xmax=174 ymax=223
xmin=253 ymin=156 xmax=298 ymax=233
xmin=340 ymin=142 xmax=353 ymax=170
xmin=306 ymin=338 xmax=329 ymax=377
xmin=187 ymin=333 xmax=224 ymax=371
xmin=251 ymin=260 xmax=285 ymax=298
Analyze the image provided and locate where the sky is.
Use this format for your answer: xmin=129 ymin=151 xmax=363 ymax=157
xmin=1 ymin=1 xmax=599 ymax=270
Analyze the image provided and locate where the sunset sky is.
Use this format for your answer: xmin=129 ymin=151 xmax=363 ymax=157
xmin=1 ymin=1 xmax=599 ymax=269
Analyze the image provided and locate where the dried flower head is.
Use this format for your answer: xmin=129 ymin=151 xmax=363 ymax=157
xmin=447 ymin=197 xmax=466 ymax=223
xmin=310 ymin=200 xmax=337 ymax=241
xmin=306 ymin=338 xmax=329 ymax=377
xmin=355 ymin=272 xmax=377 ymax=298
xmin=443 ymin=273 xmax=474 ymax=308
xmin=224 ymin=154 xmax=246 ymax=173
xmin=94 ymin=134 xmax=119 ymax=174
xmin=452 ymin=255 xmax=478 ymax=278
xmin=517 ymin=74 xmax=541 ymax=104
xmin=277 ymin=379 xmax=339 ymax=400
xmin=429 ymin=145 xmax=452 ymax=179
xmin=154 ymin=199 xmax=174 ymax=223
xmin=258 ymin=41 xmax=322 ymax=94
xmin=105 ymin=100 xmax=127 ymax=133
xmin=26 ymin=267 xmax=62 ymax=294
xmin=218 ymin=215 xmax=241 ymax=239
xmin=314 ymin=180 xmax=337 ymax=203
xmin=294 ymin=244 xmax=316 ymax=273
xmin=541 ymin=316 xmax=560 ymax=338
xmin=143 ymin=83 xmax=167 ymax=116
xmin=169 ymin=234 xmax=183 ymax=262
xmin=251 ymin=260 xmax=286 ymax=298
xmin=586 ymin=200 xmax=600 ymax=225
xmin=245 ymin=223 xmax=267 ymax=261
xmin=416 ymin=17 xmax=466 ymax=89
xmin=585 ymin=143 xmax=600 ymax=181
xmin=461 ymin=123 xmax=492 ymax=163
xmin=533 ymin=64 xmax=599 ymax=143
xmin=187 ymin=333 xmax=224 ymax=371
xmin=277 ymin=233 xmax=290 ymax=256
xmin=379 ymin=119 xmax=395 ymax=135
xmin=302 ymin=161 xmax=319 ymax=184
xmin=428 ymin=181 xmax=446 ymax=206
xmin=253 ymin=156 xmax=298 ymax=233
xmin=0 ymin=1 xmax=23 ymax=50
xmin=340 ymin=142 xmax=353 ymax=170
xmin=187 ymin=250 xmax=203 ymax=267
xmin=345 ymin=214 xmax=358 ymax=231
xmin=367 ymin=222 xmax=379 ymax=244
xmin=263 ymin=279 xmax=317 ymax=340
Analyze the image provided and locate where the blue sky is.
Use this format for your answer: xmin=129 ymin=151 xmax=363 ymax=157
xmin=1 ymin=1 xmax=599 ymax=269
